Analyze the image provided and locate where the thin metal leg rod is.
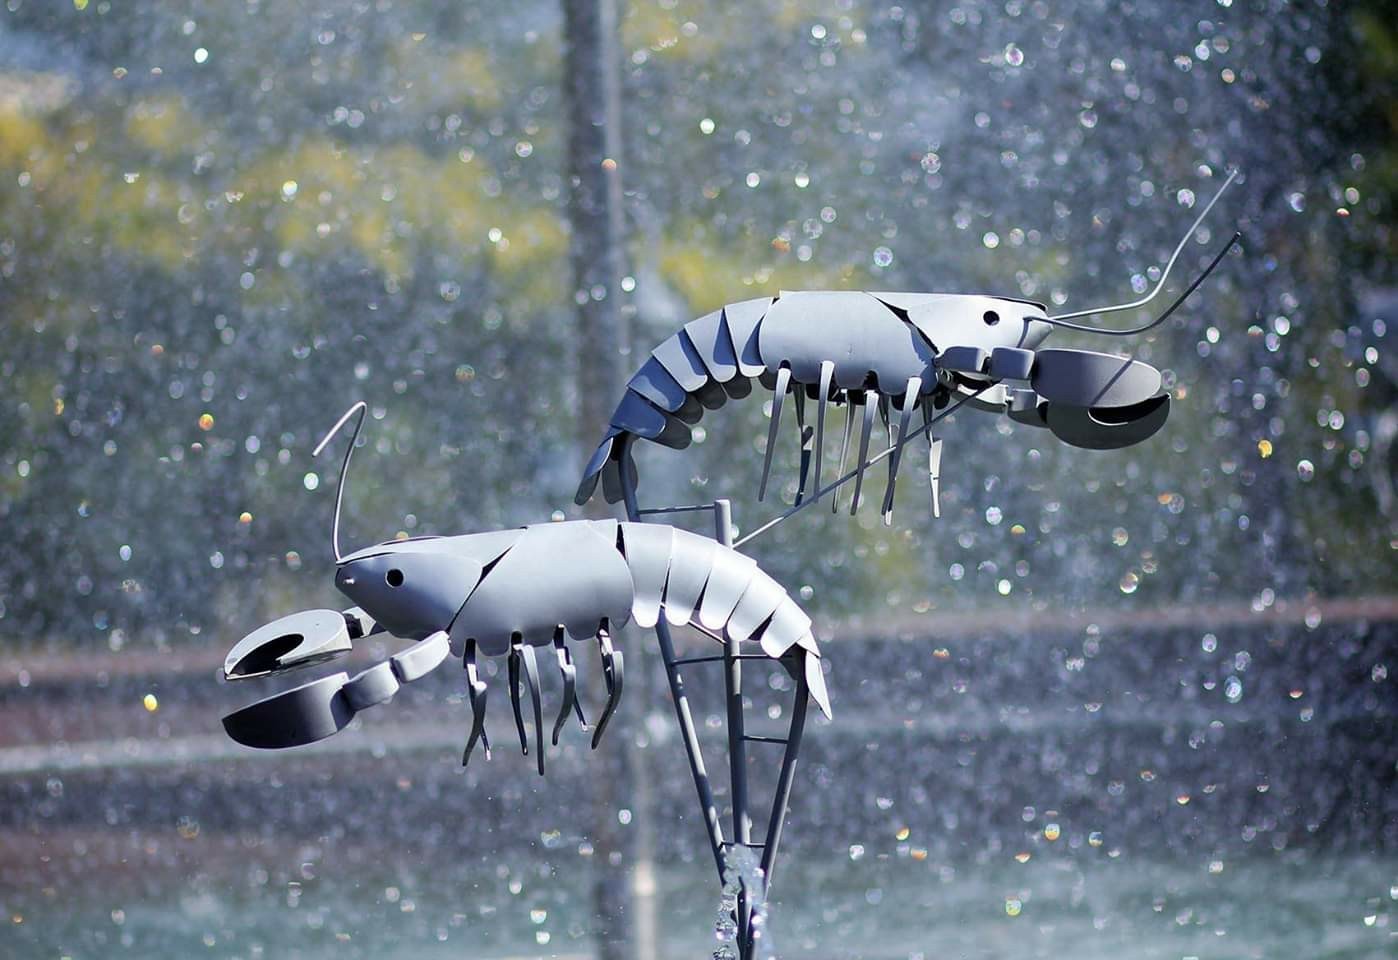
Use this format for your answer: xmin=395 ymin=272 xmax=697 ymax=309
xmin=734 ymin=385 xmax=990 ymax=549
xmin=618 ymin=437 xmax=728 ymax=879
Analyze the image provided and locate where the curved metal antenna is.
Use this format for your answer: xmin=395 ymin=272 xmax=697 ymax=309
xmin=1042 ymin=229 xmax=1241 ymax=337
xmin=312 ymin=401 xmax=368 ymax=563
xmin=1046 ymin=168 xmax=1239 ymax=328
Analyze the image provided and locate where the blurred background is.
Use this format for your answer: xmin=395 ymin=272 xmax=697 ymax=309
xmin=0 ymin=0 xmax=1394 ymax=957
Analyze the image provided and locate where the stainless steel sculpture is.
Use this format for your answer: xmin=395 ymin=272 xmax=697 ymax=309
xmin=578 ymin=171 xmax=1241 ymax=524
xmin=222 ymin=403 xmax=830 ymax=774
xmin=220 ymin=169 xmax=1239 ymax=959
xmin=220 ymin=404 xmax=830 ymax=960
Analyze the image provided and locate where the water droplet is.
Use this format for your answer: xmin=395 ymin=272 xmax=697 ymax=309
xmin=142 ymin=693 xmax=159 ymax=712
xmin=1005 ymin=897 xmax=1023 ymax=917
xmin=1224 ymin=676 xmax=1243 ymax=703
xmin=1004 ymin=43 xmax=1024 ymax=66
xmin=1296 ymin=459 xmax=1315 ymax=482
xmin=1043 ymin=823 xmax=1060 ymax=841
xmin=530 ymin=909 xmax=547 ymax=924
xmin=873 ymin=246 xmax=893 ymax=267
xmin=303 ymin=472 xmax=320 ymax=491
xmin=1119 ymin=571 xmax=1140 ymax=594
xmin=982 ymin=231 xmax=1000 ymax=249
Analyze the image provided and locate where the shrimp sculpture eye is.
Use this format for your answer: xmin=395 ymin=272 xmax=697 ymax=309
xmin=577 ymin=171 xmax=1240 ymax=523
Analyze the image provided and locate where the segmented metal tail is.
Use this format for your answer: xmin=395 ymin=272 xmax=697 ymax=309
xmin=617 ymin=521 xmax=832 ymax=719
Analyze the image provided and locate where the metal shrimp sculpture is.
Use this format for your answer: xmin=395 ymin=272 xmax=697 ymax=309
xmin=220 ymin=169 xmax=1240 ymax=959
xmin=578 ymin=171 xmax=1241 ymax=526
xmin=222 ymin=403 xmax=831 ymax=769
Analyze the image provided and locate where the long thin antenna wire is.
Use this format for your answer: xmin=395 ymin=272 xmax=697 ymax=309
xmin=1042 ymin=229 xmax=1241 ymax=337
xmin=313 ymin=400 xmax=368 ymax=563
xmin=1046 ymin=168 xmax=1239 ymax=327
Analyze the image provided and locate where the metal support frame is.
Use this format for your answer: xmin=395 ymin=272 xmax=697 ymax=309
xmin=613 ymin=389 xmax=985 ymax=956
xmin=618 ymin=437 xmax=813 ymax=960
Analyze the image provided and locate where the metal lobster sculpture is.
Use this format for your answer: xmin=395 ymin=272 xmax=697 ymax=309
xmin=222 ymin=404 xmax=830 ymax=770
xmin=220 ymin=169 xmax=1239 ymax=958
xmin=579 ymin=171 xmax=1240 ymax=525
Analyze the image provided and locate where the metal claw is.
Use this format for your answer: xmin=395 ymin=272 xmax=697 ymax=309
xmin=520 ymin=641 xmax=544 ymax=776
xmin=551 ymin=629 xmax=584 ymax=746
xmin=508 ymin=639 xmax=529 ymax=756
xmin=758 ymin=366 xmax=792 ymax=501
xmin=223 ymin=608 xmax=353 ymax=681
xmin=462 ymin=639 xmax=491 ymax=766
xmin=849 ymin=389 xmax=877 ymax=515
xmin=881 ymin=376 xmax=922 ymax=524
xmin=590 ymin=628 xmax=625 ymax=749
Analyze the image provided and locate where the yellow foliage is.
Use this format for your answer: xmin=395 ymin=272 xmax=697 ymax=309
xmin=125 ymin=97 xmax=192 ymax=153
xmin=622 ymin=1 xmax=721 ymax=61
xmin=0 ymin=106 xmax=51 ymax=170
xmin=389 ymin=38 xmax=503 ymax=112
xmin=658 ymin=223 xmax=858 ymax=313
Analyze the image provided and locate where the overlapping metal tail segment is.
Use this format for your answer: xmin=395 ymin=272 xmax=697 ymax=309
xmin=575 ymin=297 xmax=774 ymax=505
xmin=618 ymin=521 xmax=831 ymax=719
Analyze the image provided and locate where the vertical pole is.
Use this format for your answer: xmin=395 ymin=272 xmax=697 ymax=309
xmin=560 ymin=2 xmax=640 ymax=958
xmin=715 ymin=499 xmax=754 ymax=958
